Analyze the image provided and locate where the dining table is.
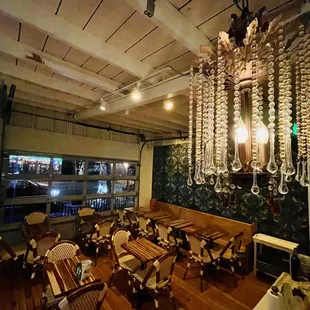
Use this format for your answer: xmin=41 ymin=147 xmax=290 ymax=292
xmin=45 ymin=255 xmax=103 ymax=298
xmin=122 ymin=238 xmax=167 ymax=264
xmin=144 ymin=211 xmax=171 ymax=222
xmin=162 ymin=218 xmax=194 ymax=230
xmin=194 ymin=226 xmax=229 ymax=242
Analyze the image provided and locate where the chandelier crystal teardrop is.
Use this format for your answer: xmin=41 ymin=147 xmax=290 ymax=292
xmin=187 ymin=5 xmax=309 ymax=195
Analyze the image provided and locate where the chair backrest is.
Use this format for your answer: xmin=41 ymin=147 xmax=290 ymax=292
xmin=156 ymin=222 xmax=171 ymax=242
xmin=111 ymin=228 xmax=132 ymax=260
xmin=46 ymin=240 xmax=80 ymax=263
xmin=25 ymin=211 xmax=47 ymax=225
xmin=137 ymin=214 xmax=150 ymax=231
xmin=186 ymin=233 xmax=213 ymax=262
xmin=125 ymin=212 xmax=137 ymax=225
xmin=219 ymin=232 xmax=243 ymax=258
xmin=95 ymin=220 xmax=115 ymax=238
xmin=30 ymin=232 xmax=61 ymax=259
xmin=78 ymin=207 xmax=95 ymax=217
xmin=0 ymin=235 xmax=16 ymax=261
xmin=117 ymin=209 xmax=125 ymax=222
xmin=58 ymin=282 xmax=107 ymax=310
xmin=142 ymin=252 xmax=176 ymax=289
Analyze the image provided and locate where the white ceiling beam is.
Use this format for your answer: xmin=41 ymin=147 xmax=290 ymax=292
xmin=0 ymin=36 xmax=120 ymax=92
xmin=0 ymin=60 xmax=100 ymax=101
xmin=125 ymin=0 xmax=213 ymax=55
xmin=14 ymin=98 xmax=70 ymax=113
xmin=5 ymin=76 xmax=90 ymax=107
xmin=75 ymin=75 xmax=189 ymax=120
xmin=0 ymin=0 xmax=152 ymax=78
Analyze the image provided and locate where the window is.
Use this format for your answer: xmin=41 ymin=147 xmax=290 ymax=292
xmin=50 ymin=200 xmax=83 ymax=217
xmin=114 ymin=180 xmax=135 ymax=193
xmin=7 ymin=180 xmax=48 ymax=198
xmin=9 ymin=155 xmax=50 ymax=175
xmin=87 ymin=180 xmax=111 ymax=195
xmin=88 ymin=161 xmax=112 ymax=176
xmin=3 ymin=203 xmax=46 ymax=224
xmin=86 ymin=198 xmax=110 ymax=212
xmin=51 ymin=181 xmax=84 ymax=196
xmin=114 ymin=196 xmax=135 ymax=209
xmin=115 ymin=162 xmax=136 ymax=176
xmin=3 ymin=152 xmax=138 ymax=222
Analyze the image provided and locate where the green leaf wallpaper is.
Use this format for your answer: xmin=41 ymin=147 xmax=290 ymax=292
xmin=152 ymin=143 xmax=309 ymax=253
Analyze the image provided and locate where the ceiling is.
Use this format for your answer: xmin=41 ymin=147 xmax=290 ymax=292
xmin=0 ymin=0 xmax=303 ymax=136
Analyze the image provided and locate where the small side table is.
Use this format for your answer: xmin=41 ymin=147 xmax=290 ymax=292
xmin=253 ymin=233 xmax=299 ymax=277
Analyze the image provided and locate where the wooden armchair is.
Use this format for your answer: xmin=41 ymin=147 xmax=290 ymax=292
xmin=78 ymin=207 xmax=95 ymax=238
xmin=85 ymin=219 xmax=115 ymax=263
xmin=58 ymin=282 xmax=108 ymax=310
xmin=109 ymin=228 xmax=141 ymax=287
xmin=25 ymin=211 xmax=47 ymax=225
xmin=211 ymin=232 xmax=244 ymax=286
xmin=183 ymin=233 xmax=218 ymax=292
xmin=155 ymin=222 xmax=182 ymax=251
xmin=137 ymin=213 xmax=155 ymax=239
xmin=125 ymin=211 xmax=139 ymax=232
xmin=132 ymin=252 xmax=177 ymax=309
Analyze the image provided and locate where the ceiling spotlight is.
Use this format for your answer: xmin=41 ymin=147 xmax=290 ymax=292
xmin=131 ymin=82 xmax=142 ymax=102
xmin=99 ymin=98 xmax=107 ymax=111
xmin=164 ymin=99 xmax=174 ymax=111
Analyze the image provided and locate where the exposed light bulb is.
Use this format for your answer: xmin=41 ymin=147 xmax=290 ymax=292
xmin=99 ymin=98 xmax=107 ymax=111
xmin=236 ymin=118 xmax=248 ymax=144
xmin=163 ymin=100 xmax=174 ymax=111
xmin=131 ymin=82 xmax=142 ymax=102
xmin=256 ymin=120 xmax=269 ymax=144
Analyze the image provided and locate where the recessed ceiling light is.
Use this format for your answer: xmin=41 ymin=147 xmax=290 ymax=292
xmin=164 ymin=99 xmax=174 ymax=111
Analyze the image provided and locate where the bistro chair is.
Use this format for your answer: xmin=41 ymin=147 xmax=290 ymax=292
xmin=155 ymin=222 xmax=182 ymax=251
xmin=132 ymin=252 xmax=177 ymax=309
xmin=137 ymin=213 xmax=155 ymax=239
xmin=43 ymin=241 xmax=80 ymax=309
xmin=109 ymin=228 xmax=141 ymax=287
xmin=78 ymin=207 xmax=95 ymax=240
xmin=183 ymin=233 xmax=218 ymax=292
xmin=26 ymin=231 xmax=61 ymax=279
xmin=85 ymin=219 xmax=115 ymax=263
xmin=58 ymin=282 xmax=108 ymax=310
xmin=117 ymin=209 xmax=131 ymax=229
xmin=211 ymin=232 xmax=244 ymax=287
xmin=125 ymin=210 xmax=139 ymax=232
xmin=25 ymin=211 xmax=47 ymax=225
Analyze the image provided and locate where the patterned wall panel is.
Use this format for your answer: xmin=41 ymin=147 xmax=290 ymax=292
xmin=152 ymin=143 xmax=309 ymax=252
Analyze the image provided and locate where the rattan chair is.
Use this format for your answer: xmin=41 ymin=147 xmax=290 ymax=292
xmin=26 ymin=231 xmax=61 ymax=279
xmin=78 ymin=207 xmax=95 ymax=240
xmin=43 ymin=241 xmax=80 ymax=309
xmin=25 ymin=211 xmax=47 ymax=225
xmin=183 ymin=233 xmax=218 ymax=292
xmin=125 ymin=211 xmax=139 ymax=232
xmin=85 ymin=219 xmax=115 ymax=263
xmin=211 ymin=232 xmax=244 ymax=287
xmin=117 ymin=209 xmax=131 ymax=228
xmin=109 ymin=228 xmax=141 ymax=287
xmin=155 ymin=222 xmax=182 ymax=251
xmin=58 ymin=282 xmax=108 ymax=310
xmin=0 ymin=235 xmax=26 ymax=264
xmin=132 ymin=252 xmax=177 ymax=309
xmin=137 ymin=213 xmax=155 ymax=238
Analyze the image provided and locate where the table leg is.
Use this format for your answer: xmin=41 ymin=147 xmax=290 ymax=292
xmin=254 ymin=242 xmax=257 ymax=277
xmin=289 ymin=253 xmax=292 ymax=276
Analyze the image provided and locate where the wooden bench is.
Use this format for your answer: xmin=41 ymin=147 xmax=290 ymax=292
xmin=150 ymin=199 xmax=257 ymax=273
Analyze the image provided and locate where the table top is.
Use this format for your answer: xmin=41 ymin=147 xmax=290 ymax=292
xmin=253 ymin=233 xmax=299 ymax=253
xmin=161 ymin=218 xmax=194 ymax=229
xmin=46 ymin=255 xmax=103 ymax=298
xmin=195 ymin=226 xmax=229 ymax=242
xmin=124 ymin=206 xmax=149 ymax=214
xmin=144 ymin=211 xmax=171 ymax=221
xmin=22 ymin=222 xmax=53 ymax=240
xmin=122 ymin=238 xmax=167 ymax=264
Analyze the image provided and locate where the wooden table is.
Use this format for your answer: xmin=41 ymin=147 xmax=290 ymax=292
xmin=81 ymin=212 xmax=119 ymax=226
xmin=22 ymin=222 xmax=53 ymax=241
xmin=144 ymin=211 xmax=171 ymax=221
xmin=195 ymin=226 xmax=229 ymax=242
xmin=46 ymin=255 xmax=103 ymax=298
xmin=125 ymin=206 xmax=149 ymax=214
xmin=162 ymin=219 xmax=194 ymax=230
xmin=122 ymin=238 xmax=167 ymax=264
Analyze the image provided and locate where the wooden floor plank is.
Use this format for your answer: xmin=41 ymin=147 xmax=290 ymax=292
xmin=0 ymin=247 xmax=271 ymax=310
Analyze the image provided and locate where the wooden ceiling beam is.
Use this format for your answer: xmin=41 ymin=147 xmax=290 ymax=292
xmin=5 ymin=76 xmax=90 ymax=107
xmin=0 ymin=60 xmax=100 ymax=101
xmin=13 ymin=98 xmax=70 ymax=113
xmin=75 ymin=75 xmax=189 ymax=120
xmin=0 ymin=0 xmax=152 ymax=78
xmin=125 ymin=0 xmax=213 ymax=55
xmin=0 ymin=36 xmax=120 ymax=92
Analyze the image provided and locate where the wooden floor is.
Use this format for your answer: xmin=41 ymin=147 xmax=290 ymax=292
xmin=0 ymin=248 xmax=271 ymax=310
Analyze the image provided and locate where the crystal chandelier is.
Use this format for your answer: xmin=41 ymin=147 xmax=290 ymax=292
xmin=187 ymin=1 xmax=310 ymax=195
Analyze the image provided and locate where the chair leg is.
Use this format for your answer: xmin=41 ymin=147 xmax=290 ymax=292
xmin=169 ymin=284 xmax=177 ymax=310
xmin=154 ymin=296 xmax=159 ymax=309
xmin=108 ymin=266 xmax=116 ymax=287
xmin=200 ymin=265 xmax=204 ymax=293
xmin=183 ymin=262 xmax=190 ymax=280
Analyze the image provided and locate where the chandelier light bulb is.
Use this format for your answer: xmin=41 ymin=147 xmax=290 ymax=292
xmin=163 ymin=99 xmax=174 ymax=111
xmin=236 ymin=118 xmax=248 ymax=144
xmin=256 ymin=120 xmax=269 ymax=144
